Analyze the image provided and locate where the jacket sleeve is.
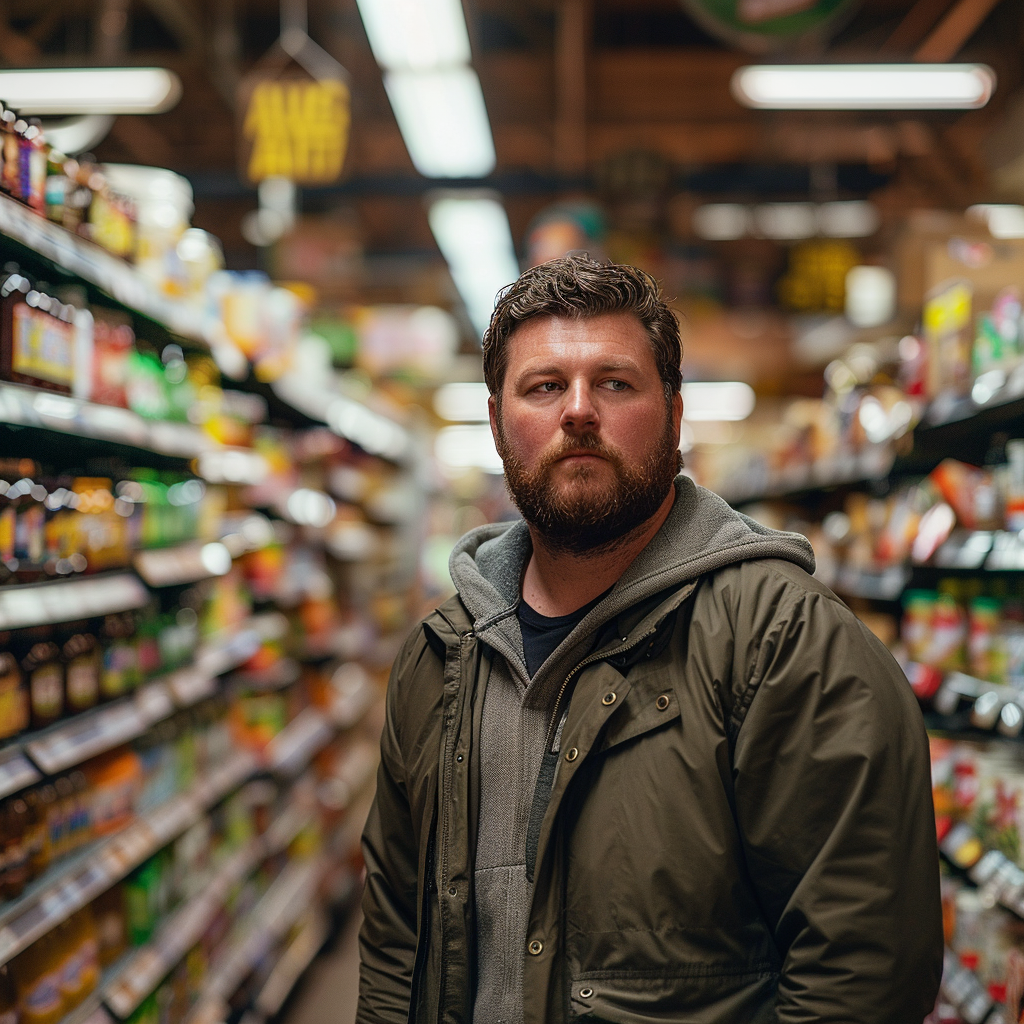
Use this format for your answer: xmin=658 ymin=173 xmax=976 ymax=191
xmin=731 ymin=578 xmax=943 ymax=1023
xmin=357 ymin=635 xmax=425 ymax=1024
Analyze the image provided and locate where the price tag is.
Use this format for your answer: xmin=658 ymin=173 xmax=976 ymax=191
xmin=0 ymin=926 xmax=18 ymax=966
xmin=136 ymin=682 xmax=174 ymax=725
xmin=168 ymin=669 xmax=215 ymax=708
xmin=28 ymin=702 xmax=143 ymax=775
xmin=0 ymin=750 xmax=40 ymax=801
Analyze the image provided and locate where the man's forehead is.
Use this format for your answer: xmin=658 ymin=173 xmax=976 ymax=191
xmin=505 ymin=312 xmax=653 ymax=365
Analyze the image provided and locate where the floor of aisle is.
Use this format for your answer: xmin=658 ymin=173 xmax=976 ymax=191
xmin=284 ymin=908 xmax=363 ymax=1024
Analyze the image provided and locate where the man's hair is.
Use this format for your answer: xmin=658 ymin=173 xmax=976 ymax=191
xmin=482 ymin=253 xmax=683 ymax=405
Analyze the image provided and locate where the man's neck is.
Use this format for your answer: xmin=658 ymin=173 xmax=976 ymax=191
xmin=521 ymin=487 xmax=676 ymax=617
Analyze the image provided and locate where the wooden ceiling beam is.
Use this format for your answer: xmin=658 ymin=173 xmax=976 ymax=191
xmin=554 ymin=0 xmax=589 ymax=174
xmin=881 ymin=0 xmax=956 ymax=54
xmin=914 ymin=0 xmax=1005 ymax=61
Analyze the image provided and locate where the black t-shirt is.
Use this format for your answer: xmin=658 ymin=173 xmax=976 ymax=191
xmin=518 ymin=588 xmax=610 ymax=678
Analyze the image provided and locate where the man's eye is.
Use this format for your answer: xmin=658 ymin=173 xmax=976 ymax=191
xmin=536 ymin=382 xmax=561 ymax=392
xmin=603 ymin=380 xmax=629 ymax=391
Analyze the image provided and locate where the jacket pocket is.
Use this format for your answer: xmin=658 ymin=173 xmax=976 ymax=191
xmin=569 ymin=966 xmax=778 ymax=1024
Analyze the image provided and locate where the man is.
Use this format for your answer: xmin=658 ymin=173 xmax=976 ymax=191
xmin=358 ymin=254 xmax=943 ymax=1024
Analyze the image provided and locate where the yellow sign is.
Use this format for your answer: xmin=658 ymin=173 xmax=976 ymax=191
xmin=241 ymin=77 xmax=350 ymax=184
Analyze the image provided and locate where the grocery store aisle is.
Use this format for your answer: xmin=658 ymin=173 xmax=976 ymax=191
xmin=285 ymin=907 xmax=363 ymax=1024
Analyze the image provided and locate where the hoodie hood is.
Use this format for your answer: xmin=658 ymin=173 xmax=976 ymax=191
xmin=448 ymin=475 xmax=814 ymax=697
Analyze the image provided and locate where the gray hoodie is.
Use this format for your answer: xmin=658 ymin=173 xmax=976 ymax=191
xmin=448 ymin=476 xmax=814 ymax=1024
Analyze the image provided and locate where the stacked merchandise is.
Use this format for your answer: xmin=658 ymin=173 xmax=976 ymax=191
xmin=0 ymin=124 xmax=417 ymax=1024
xmin=693 ymin=216 xmax=1024 ymax=505
xmin=723 ymin=218 xmax=1024 ymax=1022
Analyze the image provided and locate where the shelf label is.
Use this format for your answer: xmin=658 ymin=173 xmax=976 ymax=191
xmin=27 ymin=701 xmax=144 ymax=775
xmin=0 ymin=750 xmax=40 ymax=801
xmin=136 ymin=682 xmax=174 ymax=725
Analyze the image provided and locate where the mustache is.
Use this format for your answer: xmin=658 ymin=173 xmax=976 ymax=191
xmin=544 ymin=432 xmax=622 ymax=466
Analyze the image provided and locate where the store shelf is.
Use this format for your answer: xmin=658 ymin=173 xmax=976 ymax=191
xmin=296 ymin=623 xmax=371 ymax=663
xmin=58 ymin=950 xmax=138 ymax=1024
xmin=0 ymin=747 xmax=257 ymax=969
xmin=26 ymin=679 xmax=173 ymax=775
xmin=0 ymin=745 xmax=41 ymax=801
xmin=0 ymin=572 xmax=149 ymax=630
xmin=185 ymin=855 xmax=325 ymax=1024
xmin=266 ymin=709 xmax=334 ymax=777
xmin=104 ymin=837 xmax=263 ymax=1019
xmin=940 ymin=946 xmax=1004 ymax=1024
xmin=195 ymin=613 xmax=288 ymax=680
xmin=104 ymin=797 xmax=310 ymax=1020
xmin=16 ymin=614 xmax=275 ymax=778
xmin=0 ymin=192 xmax=208 ymax=345
xmin=251 ymin=910 xmax=330 ymax=1021
xmin=830 ymin=565 xmax=912 ymax=601
xmin=0 ymin=383 xmax=212 ymax=460
xmin=719 ymin=444 xmax=895 ymax=506
xmin=229 ymin=659 xmax=300 ymax=693
xmin=134 ymin=542 xmax=232 ymax=587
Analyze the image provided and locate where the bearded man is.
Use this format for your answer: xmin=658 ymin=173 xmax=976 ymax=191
xmin=357 ymin=255 xmax=943 ymax=1024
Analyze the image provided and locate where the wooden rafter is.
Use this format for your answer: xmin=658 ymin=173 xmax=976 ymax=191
xmin=881 ymin=0 xmax=956 ymax=54
xmin=914 ymin=0 xmax=1005 ymax=61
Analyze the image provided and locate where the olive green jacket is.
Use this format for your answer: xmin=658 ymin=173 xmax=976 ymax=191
xmin=358 ymin=491 xmax=942 ymax=1024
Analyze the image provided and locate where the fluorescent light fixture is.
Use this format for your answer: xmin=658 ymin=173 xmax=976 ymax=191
xmin=817 ymin=201 xmax=879 ymax=238
xmin=693 ymin=204 xmax=749 ymax=241
xmin=0 ymin=68 xmax=182 ymax=115
xmin=435 ymin=424 xmax=504 ymax=474
xmin=753 ymin=203 xmax=816 ymax=240
xmin=845 ymin=266 xmax=896 ymax=328
xmin=429 ymin=195 xmax=519 ymax=336
xmin=732 ymin=64 xmax=995 ymax=110
xmin=682 ymin=382 xmax=755 ymax=422
xmin=434 ymin=381 xmax=491 ymax=422
xmin=968 ymin=204 xmax=1024 ymax=239
xmin=385 ymin=68 xmax=495 ymax=177
xmin=355 ymin=0 xmax=471 ymax=70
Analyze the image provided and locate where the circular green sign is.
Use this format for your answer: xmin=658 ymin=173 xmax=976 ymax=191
xmin=680 ymin=0 xmax=862 ymax=52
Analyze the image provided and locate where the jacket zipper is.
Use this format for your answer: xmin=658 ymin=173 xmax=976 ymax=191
xmin=437 ymin=629 xmax=473 ymax=1022
xmin=543 ymin=625 xmax=659 ymax=753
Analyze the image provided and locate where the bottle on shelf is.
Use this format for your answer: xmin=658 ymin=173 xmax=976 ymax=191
xmin=22 ymin=635 xmax=65 ymax=730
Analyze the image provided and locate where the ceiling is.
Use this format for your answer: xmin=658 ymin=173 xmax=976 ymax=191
xmin=2 ymin=0 xmax=1023 ymax=306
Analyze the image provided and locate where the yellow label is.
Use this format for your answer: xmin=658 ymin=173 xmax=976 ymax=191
xmin=923 ymin=281 xmax=972 ymax=339
xmin=12 ymin=303 xmax=74 ymax=386
xmin=242 ymin=78 xmax=350 ymax=184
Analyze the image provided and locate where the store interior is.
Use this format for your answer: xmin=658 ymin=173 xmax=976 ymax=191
xmin=0 ymin=0 xmax=1020 ymax=1022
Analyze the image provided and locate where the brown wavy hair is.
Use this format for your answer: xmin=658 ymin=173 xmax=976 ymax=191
xmin=482 ymin=253 xmax=682 ymax=409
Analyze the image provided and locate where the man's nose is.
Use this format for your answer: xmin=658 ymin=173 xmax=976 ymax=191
xmin=559 ymin=380 xmax=599 ymax=433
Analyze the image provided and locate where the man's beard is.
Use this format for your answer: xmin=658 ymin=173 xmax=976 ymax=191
xmin=496 ymin=415 xmax=682 ymax=556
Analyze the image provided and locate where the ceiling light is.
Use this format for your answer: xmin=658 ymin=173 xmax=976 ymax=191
xmin=434 ymin=381 xmax=491 ymax=422
xmin=693 ymin=204 xmax=749 ymax=241
xmin=355 ymin=0 xmax=471 ymax=70
xmin=0 ymin=68 xmax=182 ymax=115
xmin=682 ymin=382 xmax=755 ymax=422
xmin=753 ymin=203 xmax=816 ymax=240
xmin=732 ymin=64 xmax=995 ymax=110
xmin=428 ymin=195 xmax=519 ymax=336
xmin=845 ymin=266 xmax=896 ymax=328
xmin=968 ymin=204 xmax=1024 ymax=239
xmin=385 ymin=68 xmax=495 ymax=178
xmin=435 ymin=424 xmax=503 ymax=474
xmin=817 ymin=201 xmax=879 ymax=238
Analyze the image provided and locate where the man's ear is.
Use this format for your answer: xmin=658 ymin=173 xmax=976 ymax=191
xmin=671 ymin=390 xmax=683 ymax=446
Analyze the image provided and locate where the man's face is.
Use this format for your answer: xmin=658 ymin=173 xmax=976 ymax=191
xmin=489 ymin=312 xmax=683 ymax=554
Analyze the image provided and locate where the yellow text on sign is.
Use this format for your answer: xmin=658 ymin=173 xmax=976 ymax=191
xmin=243 ymin=79 xmax=350 ymax=184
